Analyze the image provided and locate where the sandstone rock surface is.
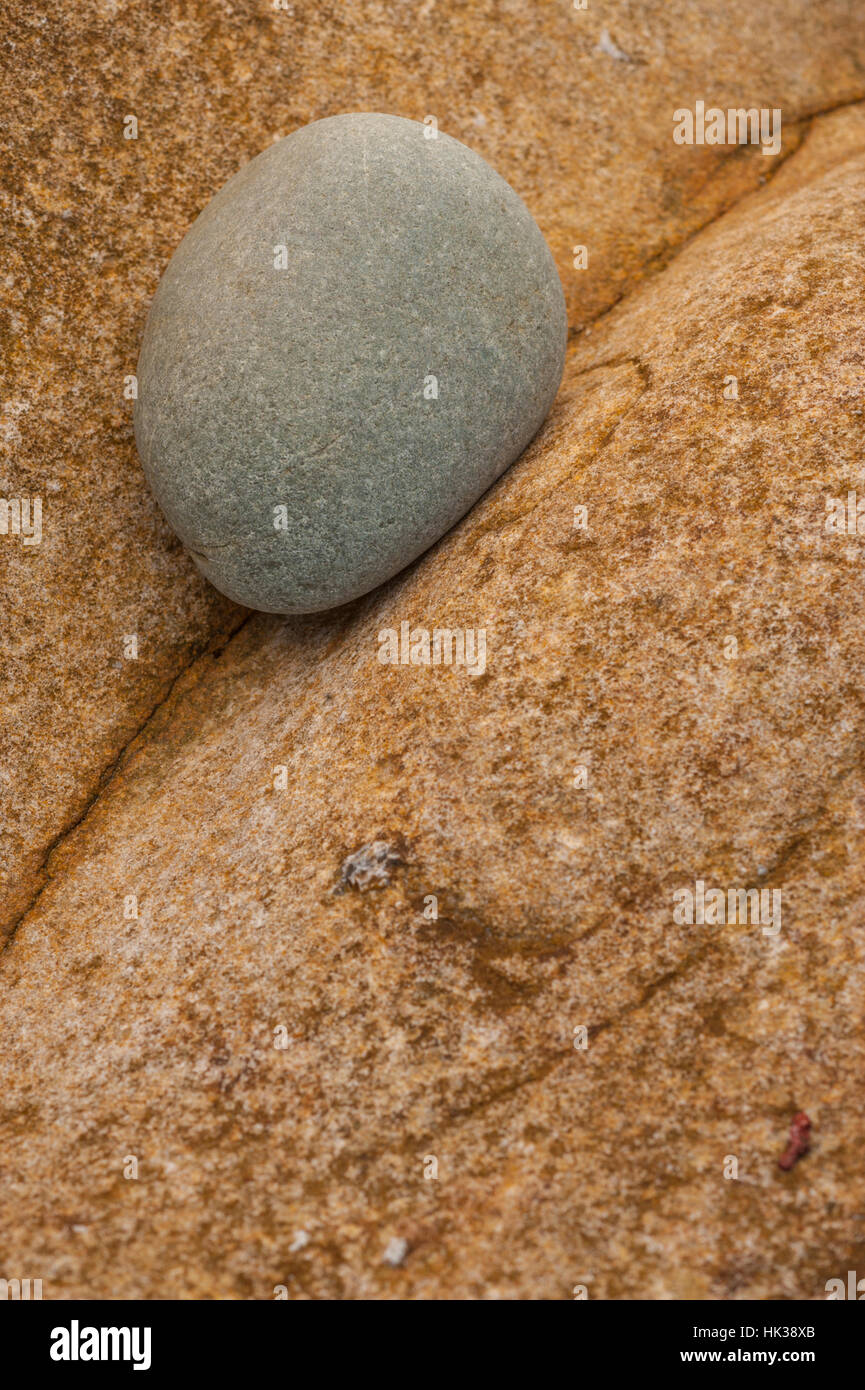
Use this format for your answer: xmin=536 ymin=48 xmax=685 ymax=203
xmin=3 ymin=85 xmax=865 ymax=1297
xmin=3 ymin=0 xmax=865 ymax=931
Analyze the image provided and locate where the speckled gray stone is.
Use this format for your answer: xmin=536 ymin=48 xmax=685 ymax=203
xmin=134 ymin=113 xmax=566 ymax=613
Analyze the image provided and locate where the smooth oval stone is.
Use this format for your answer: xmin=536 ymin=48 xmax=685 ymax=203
xmin=134 ymin=113 xmax=566 ymax=613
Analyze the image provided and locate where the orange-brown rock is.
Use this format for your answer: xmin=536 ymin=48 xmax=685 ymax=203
xmin=2 ymin=97 xmax=865 ymax=1297
xmin=3 ymin=0 xmax=865 ymax=932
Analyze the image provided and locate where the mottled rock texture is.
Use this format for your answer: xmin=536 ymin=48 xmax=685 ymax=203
xmin=135 ymin=113 xmax=566 ymax=612
xmin=3 ymin=1 xmax=865 ymax=1300
xmin=3 ymin=0 xmax=865 ymax=932
xmin=3 ymin=96 xmax=865 ymax=1296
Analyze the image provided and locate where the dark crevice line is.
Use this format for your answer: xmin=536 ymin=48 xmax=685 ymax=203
xmin=568 ymin=93 xmax=865 ymax=347
xmin=434 ymin=941 xmax=724 ymax=1135
xmin=1 ymin=610 xmax=254 ymax=957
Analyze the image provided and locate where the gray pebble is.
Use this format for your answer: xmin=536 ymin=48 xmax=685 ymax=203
xmin=134 ymin=113 xmax=566 ymax=613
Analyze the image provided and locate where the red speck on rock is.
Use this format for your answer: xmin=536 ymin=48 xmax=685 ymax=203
xmin=778 ymin=1111 xmax=812 ymax=1171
